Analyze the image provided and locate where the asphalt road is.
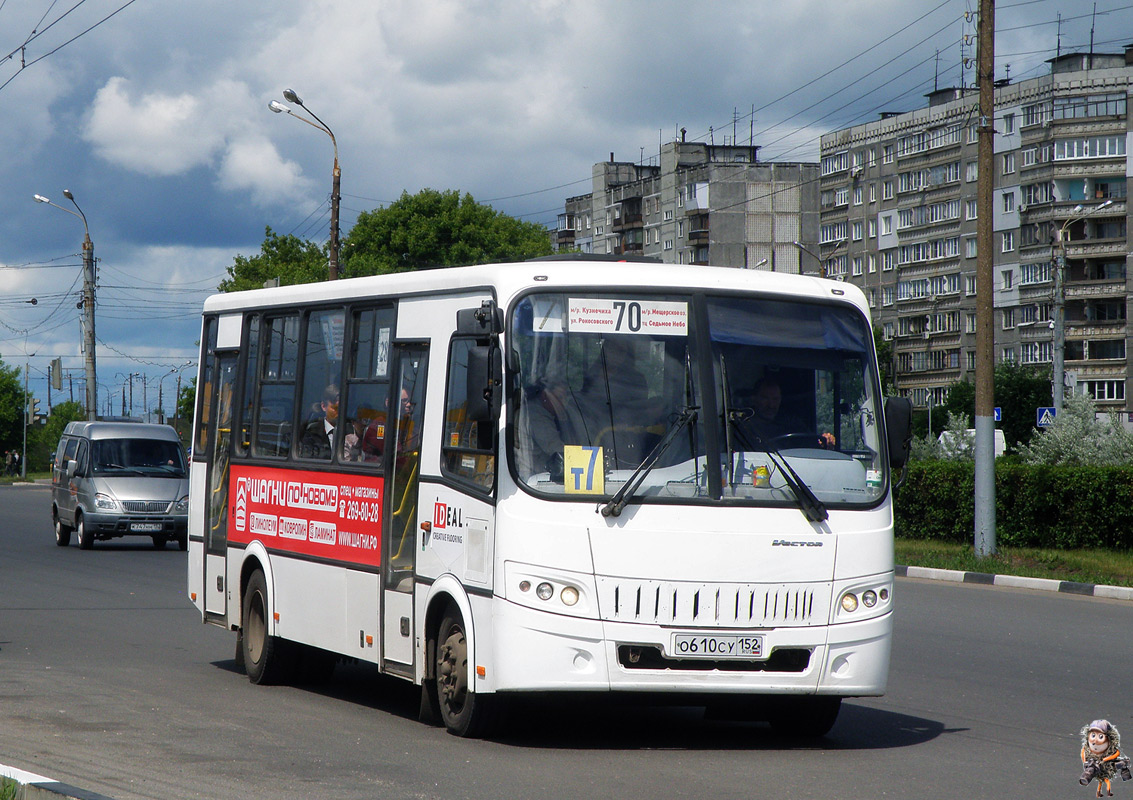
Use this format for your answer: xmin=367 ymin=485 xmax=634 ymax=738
xmin=1 ymin=482 xmax=1129 ymax=800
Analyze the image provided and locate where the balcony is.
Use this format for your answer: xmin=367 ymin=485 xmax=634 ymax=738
xmin=611 ymin=213 xmax=643 ymax=233
xmin=688 ymin=228 xmax=709 ymax=244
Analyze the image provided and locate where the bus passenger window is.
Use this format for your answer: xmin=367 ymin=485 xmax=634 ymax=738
xmin=296 ymin=309 xmax=346 ymax=461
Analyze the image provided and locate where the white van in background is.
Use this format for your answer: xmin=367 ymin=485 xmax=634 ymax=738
xmin=51 ymin=422 xmax=189 ymax=550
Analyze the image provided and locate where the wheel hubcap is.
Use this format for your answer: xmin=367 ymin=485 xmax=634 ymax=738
xmin=438 ymin=627 xmax=468 ymax=711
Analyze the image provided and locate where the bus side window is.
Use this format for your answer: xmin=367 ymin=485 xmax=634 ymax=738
xmin=254 ymin=314 xmax=299 ymax=458
xmin=441 ymin=337 xmax=496 ymax=491
xmin=344 ymin=306 xmax=396 ymax=464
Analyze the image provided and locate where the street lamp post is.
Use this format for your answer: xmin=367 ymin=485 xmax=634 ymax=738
xmin=1052 ymin=200 xmax=1114 ymax=414
xmin=792 ymin=239 xmax=846 ymax=278
xmin=269 ymin=89 xmax=340 ymax=280
xmin=34 ymin=190 xmax=97 ymax=420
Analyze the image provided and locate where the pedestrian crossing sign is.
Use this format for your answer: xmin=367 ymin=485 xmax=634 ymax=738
xmin=1036 ymin=407 xmax=1057 ymax=427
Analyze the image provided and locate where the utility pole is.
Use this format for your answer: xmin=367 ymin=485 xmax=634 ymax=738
xmin=974 ymin=0 xmax=996 ymax=556
xmin=81 ymin=222 xmax=97 ymax=420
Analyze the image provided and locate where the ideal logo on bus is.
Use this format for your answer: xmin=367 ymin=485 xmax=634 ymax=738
xmin=433 ymin=502 xmax=463 ymax=529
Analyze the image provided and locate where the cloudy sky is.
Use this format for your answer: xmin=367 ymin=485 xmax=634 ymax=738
xmin=0 ymin=0 xmax=1126 ymax=416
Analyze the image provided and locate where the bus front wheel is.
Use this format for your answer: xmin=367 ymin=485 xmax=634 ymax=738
xmin=435 ymin=603 xmax=495 ymax=737
xmin=242 ymin=570 xmax=287 ymax=685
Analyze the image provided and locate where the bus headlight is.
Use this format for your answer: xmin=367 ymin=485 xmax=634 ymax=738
xmin=536 ymin=582 xmax=554 ymax=601
xmin=840 ymin=593 xmax=859 ymax=613
xmin=560 ymin=586 xmax=579 ymax=606
xmin=833 ymin=577 xmax=893 ymax=622
xmin=862 ymin=589 xmax=878 ymax=608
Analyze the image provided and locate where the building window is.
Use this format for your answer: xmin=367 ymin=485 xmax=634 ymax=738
xmin=968 ymin=124 xmax=979 ymax=144
xmin=1001 ymin=347 xmax=1016 ymax=363
xmin=881 ymin=215 xmax=893 ymax=236
xmin=1002 ymin=152 xmax=1015 ymax=174
xmin=966 ymin=274 xmax=977 ymax=294
xmin=1002 ymin=308 xmax=1015 ymax=329
xmin=882 ymin=288 xmax=894 ymax=306
xmin=966 ymin=313 xmax=977 ymax=333
xmin=882 ymin=180 xmax=894 ymax=200
xmin=1002 ymin=113 xmax=1015 ymax=134
xmin=868 ymin=219 xmax=877 ymax=238
xmin=1002 ymin=192 xmax=1015 ymax=213
xmin=677 ymin=220 xmax=684 ymax=237
xmin=663 ymin=209 xmax=673 ymax=221
xmin=1002 ymin=269 xmax=1014 ymax=289
xmin=882 ymin=251 xmax=895 ymax=271
xmin=882 ymin=144 xmax=894 ymax=164
xmin=1022 ymin=147 xmax=1037 ymax=167
xmin=966 ymin=199 xmax=978 ymax=220
xmin=852 ymin=256 xmax=863 ymax=276
xmin=663 ymin=239 xmax=673 ymax=251
xmin=868 ymin=254 xmax=876 ymax=273
xmin=852 ymin=221 xmax=863 ymax=241
xmin=966 ymin=351 xmax=976 ymax=370
xmin=853 ymin=187 xmax=863 ymax=206
xmin=1083 ymin=380 xmax=1126 ymax=401
xmin=869 ymin=183 xmax=876 ymax=203
xmin=965 ymin=161 xmax=978 ymax=182
xmin=1002 ymin=232 xmax=1015 ymax=252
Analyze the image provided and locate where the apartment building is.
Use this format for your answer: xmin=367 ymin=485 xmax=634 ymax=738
xmin=820 ymin=48 xmax=1132 ymax=412
xmin=554 ymin=141 xmax=820 ymax=272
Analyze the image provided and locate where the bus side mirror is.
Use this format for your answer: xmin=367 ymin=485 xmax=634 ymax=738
xmin=466 ymin=344 xmax=502 ymax=423
xmin=66 ymin=460 xmax=78 ymax=479
xmin=884 ymin=396 xmax=913 ymax=469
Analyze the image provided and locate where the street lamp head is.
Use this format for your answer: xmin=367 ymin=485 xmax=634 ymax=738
xmin=63 ymin=189 xmax=75 ymax=201
xmin=33 ymin=194 xmax=50 ymax=203
xmin=1072 ymin=204 xmax=1084 ymax=214
xmin=268 ymin=100 xmax=288 ymax=114
xmin=283 ymin=88 xmax=302 ymax=106
xmin=1099 ymin=199 xmax=1114 ymax=210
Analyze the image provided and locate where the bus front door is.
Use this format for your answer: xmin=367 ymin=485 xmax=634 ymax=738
xmin=382 ymin=345 xmax=427 ymax=672
xmin=204 ymin=351 xmax=237 ymax=619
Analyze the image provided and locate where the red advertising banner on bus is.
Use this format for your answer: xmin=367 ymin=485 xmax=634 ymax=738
xmin=228 ymin=464 xmax=384 ymax=568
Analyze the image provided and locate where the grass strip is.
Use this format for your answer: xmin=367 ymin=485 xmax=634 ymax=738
xmin=896 ymin=539 xmax=1133 ymax=588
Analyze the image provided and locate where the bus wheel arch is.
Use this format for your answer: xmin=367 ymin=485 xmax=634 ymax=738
xmin=421 ymin=583 xmax=495 ymax=737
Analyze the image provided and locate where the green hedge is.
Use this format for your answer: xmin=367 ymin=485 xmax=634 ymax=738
xmin=894 ymin=461 xmax=1133 ymax=550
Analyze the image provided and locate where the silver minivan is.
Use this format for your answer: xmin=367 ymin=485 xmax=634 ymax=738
xmin=51 ymin=421 xmax=189 ymax=550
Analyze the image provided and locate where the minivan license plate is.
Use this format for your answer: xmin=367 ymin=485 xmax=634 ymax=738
xmin=671 ymin=633 xmax=763 ymax=659
xmin=131 ymin=522 xmax=163 ymax=532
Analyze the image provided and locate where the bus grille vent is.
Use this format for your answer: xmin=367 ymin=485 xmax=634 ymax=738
xmin=121 ymin=500 xmax=171 ymax=514
xmin=595 ymin=578 xmax=829 ymax=628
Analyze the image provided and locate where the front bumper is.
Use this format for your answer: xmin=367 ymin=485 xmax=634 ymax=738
xmin=489 ymin=597 xmax=891 ymax=696
xmin=84 ymin=511 xmax=188 ymax=538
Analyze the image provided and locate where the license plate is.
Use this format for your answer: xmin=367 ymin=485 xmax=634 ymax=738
xmin=130 ymin=522 xmax=163 ymax=532
xmin=671 ymin=633 xmax=764 ymax=659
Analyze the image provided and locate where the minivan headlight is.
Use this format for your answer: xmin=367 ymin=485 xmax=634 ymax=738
xmin=94 ymin=493 xmax=118 ymax=511
xmin=174 ymin=495 xmax=189 ymax=514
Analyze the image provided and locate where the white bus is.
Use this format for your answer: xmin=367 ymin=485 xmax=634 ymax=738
xmin=187 ymin=259 xmax=912 ymax=737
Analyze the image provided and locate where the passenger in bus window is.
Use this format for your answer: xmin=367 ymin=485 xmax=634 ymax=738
xmin=580 ymin=337 xmax=662 ymax=469
xmin=519 ymin=381 xmax=580 ymax=480
xmin=356 ymin=387 xmax=412 ymax=462
xmin=299 ymin=384 xmax=340 ymax=460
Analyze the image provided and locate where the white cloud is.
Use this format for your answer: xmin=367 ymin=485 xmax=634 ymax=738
xmin=218 ymin=134 xmax=313 ymax=206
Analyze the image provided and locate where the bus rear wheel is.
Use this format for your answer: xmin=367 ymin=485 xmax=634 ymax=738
xmin=242 ymin=570 xmax=288 ymax=685
xmin=435 ymin=604 xmax=495 ymax=737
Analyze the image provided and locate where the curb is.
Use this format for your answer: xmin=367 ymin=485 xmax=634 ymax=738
xmin=896 ymin=565 xmax=1133 ymax=602
xmin=0 ymin=765 xmax=116 ymax=800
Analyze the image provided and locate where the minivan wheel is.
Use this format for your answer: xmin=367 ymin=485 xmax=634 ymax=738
xmin=76 ymin=513 xmax=93 ymax=550
xmin=54 ymin=516 xmax=72 ymax=547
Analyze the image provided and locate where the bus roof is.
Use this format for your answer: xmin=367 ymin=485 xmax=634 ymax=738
xmin=201 ymin=261 xmax=868 ymax=316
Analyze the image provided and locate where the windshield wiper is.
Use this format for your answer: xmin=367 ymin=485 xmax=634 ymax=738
xmin=600 ymin=406 xmax=698 ymax=518
xmin=765 ymin=447 xmax=828 ymax=522
xmin=724 ymin=415 xmax=827 ymax=523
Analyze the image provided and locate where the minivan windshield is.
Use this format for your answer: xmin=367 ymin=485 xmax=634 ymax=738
xmin=91 ymin=438 xmax=187 ymax=477
xmin=510 ymin=291 xmax=885 ymax=510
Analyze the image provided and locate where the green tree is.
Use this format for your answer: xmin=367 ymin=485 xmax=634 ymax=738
xmin=175 ymin=378 xmax=196 ymax=428
xmin=30 ymin=400 xmax=85 ymax=469
xmin=219 ymin=227 xmax=328 ymax=292
xmin=0 ymin=359 xmax=26 ymax=454
xmin=342 ymin=189 xmax=552 ymax=275
xmin=993 ymin=361 xmax=1051 ymax=450
xmin=874 ymin=327 xmax=895 ymax=395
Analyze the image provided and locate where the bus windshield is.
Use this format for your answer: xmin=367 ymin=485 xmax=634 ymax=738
xmin=511 ymin=291 xmax=885 ymax=509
